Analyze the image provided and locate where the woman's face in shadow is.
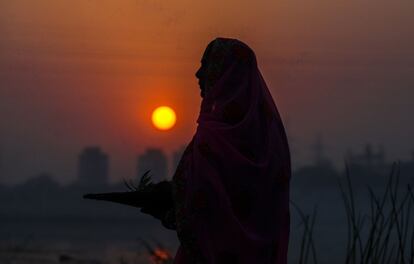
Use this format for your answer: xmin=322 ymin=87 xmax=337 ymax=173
xmin=195 ymin=40 xmax=230 ymax=98
xmin=195 ymin=42 xmax=219 ymax=98
xmin=195 ymin=56 xmax=209 ymax=98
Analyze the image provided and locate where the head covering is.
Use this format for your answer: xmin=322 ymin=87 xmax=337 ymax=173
xmin=172 ymin=37 xmax=291 ymax=264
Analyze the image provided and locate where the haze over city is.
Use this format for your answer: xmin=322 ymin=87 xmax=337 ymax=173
xmin=1 ymin=0 xmax=413 ymax=184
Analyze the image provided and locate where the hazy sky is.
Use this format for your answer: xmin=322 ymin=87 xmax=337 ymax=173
xmin=1 ymin=0 xmax=413 ymax=184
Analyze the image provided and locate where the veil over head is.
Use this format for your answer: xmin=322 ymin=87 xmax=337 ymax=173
xmin=172 ymin=37 xmax=291 ymax=264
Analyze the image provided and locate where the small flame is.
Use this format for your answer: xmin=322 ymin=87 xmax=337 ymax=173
xmin=149 ymin=247 xmax=173 ymax=264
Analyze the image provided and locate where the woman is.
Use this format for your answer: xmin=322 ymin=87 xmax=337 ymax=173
xmin=85 ymin=37 xmax=291 ymax=264
xmin=162 ymin=37 xmax=291 ymax=264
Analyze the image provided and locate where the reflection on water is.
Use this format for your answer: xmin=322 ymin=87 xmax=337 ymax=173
xmin=0 ymin=217 xmax=179 ymax=264
xmin=1 ymin=215 xmax=345 ymax=264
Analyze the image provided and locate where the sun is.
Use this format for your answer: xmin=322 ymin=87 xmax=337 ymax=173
xmin=151 ymin=106 xmax=176 ymax=131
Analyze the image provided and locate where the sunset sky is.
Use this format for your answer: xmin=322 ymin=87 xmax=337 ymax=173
xmin=1 ymin=0 xmax=413 ymax=184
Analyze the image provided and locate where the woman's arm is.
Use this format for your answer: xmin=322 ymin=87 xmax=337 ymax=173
xmin=141 ymin=139 xmax=195 ymax=230
xmin=139 ymin=180 xmax=176 ymax=230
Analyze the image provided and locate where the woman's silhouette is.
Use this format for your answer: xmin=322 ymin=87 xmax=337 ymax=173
xmin=165 ymin=37 xmax=291 ymax=263
xmin=85 ymin=37 xmax=291 ymax=264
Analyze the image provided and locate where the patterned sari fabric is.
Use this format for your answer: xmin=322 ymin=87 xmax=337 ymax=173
xmin=171 ymin=38 xmax=291 ymax=264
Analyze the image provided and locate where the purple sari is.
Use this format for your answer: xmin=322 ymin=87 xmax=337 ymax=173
xmin=172 ymin=38 xmax=291 ymax=264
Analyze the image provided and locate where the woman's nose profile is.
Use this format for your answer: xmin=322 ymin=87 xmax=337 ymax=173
xmin=195 ymin=66 xmax=202 ymax=79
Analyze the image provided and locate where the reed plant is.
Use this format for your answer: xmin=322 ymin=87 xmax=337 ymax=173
xmin=292 ymin=162 xmax=414 ymax=264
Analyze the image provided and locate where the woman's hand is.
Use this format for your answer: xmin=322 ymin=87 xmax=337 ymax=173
xmin=140 ymin=181 xmax=174 ymax=221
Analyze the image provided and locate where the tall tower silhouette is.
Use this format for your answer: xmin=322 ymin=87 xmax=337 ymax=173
xmin=310 ymin=134 xmax=333 ymax=168
xmin=137 ymin=148 xmax=168 ymax=182
xmin=78 ymin=147 xmax=109 ymax=186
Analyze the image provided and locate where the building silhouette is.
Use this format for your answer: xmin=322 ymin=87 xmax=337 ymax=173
xmin=346 ymin=144 xmax=386 ymax=169
xmin=344 ymin=144 xmax=390 ymax=188
xmin=346 ymin=144 xmax=388 ymax=176
xmin=311 ymin=135 xmax=334 ymax=168
xmin=293 ymin=136 xmax=338 ymax=192
xmin=78 ymin=147 xmax=109 ymax=186
xmin=137 ymin=148 xmax=168 ymax=182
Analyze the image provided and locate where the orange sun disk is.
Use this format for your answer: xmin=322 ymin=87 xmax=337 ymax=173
xmin=151 ymin=106 xmax=176 ymax=131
